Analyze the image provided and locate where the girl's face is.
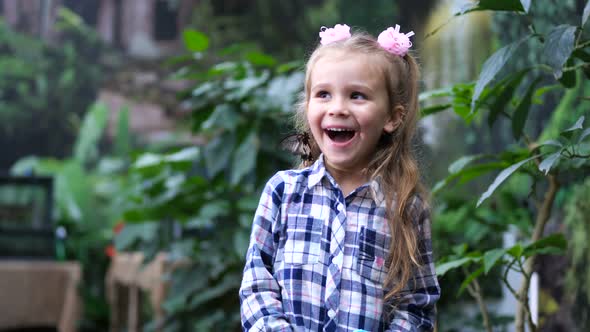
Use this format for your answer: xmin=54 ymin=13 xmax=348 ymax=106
xmin=307 ymin=52 xmax=398 ymax=174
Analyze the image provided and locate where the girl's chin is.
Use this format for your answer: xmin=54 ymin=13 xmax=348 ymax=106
xmin=323 ymin=155 xmax=369 ymax=172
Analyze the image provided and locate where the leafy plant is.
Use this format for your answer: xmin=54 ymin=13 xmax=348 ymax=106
xmin=116 ymin=30 xmax=303 ymax=330
xmin=564 ymin=178 xmax=590 ymax=331
xmin=10 ymin=102 xmax=133 ymax=331
xmin=423 ymin=1 xmax=590 ymax=331
xmin=0 ymin=8 xmax=107 ymax=169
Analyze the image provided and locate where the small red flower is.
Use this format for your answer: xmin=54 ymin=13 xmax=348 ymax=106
xmin=105 ymin=245 xmax=116 ymax=258
xmin=113 ymin=222 xmax=125 ymax=234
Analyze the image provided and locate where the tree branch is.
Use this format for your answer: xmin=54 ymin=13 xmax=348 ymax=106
xmin=501 ymin=258 xmax=520 ymax=299
xmin=515 ymin=175 xmax=559 ymax=332
xmin=464 ymin=268 xmax=493 ymax=332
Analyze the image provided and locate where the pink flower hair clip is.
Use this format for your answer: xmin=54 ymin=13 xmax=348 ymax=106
xmin=319 ymin=24 xmax=351 ymax=45
xmin=377 ymin=24 xmax=414 ymax=57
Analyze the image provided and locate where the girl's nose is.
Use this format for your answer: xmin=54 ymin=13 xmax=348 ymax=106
xmin=328 ymin=97 xmax=349 ymax=116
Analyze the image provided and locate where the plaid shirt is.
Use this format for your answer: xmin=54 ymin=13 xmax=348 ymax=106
xmin=239 ymin=157 xmax=440 ymax=332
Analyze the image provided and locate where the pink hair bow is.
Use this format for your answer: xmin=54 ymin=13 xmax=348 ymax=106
xmin=319 ymin=24 xmax=351 ymax=45
xmin=377 ymin=25 xmax=414 ymax=56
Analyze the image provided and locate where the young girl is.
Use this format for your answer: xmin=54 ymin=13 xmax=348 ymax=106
xmin=239 ymin=24 xmax=440 ymax=332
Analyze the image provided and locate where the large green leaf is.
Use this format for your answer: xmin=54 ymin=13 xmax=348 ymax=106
xmin=540 ymin=139 xmax=564 ymax=148
xmin=182 ymin=29 xmax=209 ymax=52
xmin=560 ymin=115 xmax=586 ymax=140
xmin=231 ymin=131 xmax=259 ymax=185
xmin=433 ymin=160 xmax=505 ymax=194
xmin=204 ymin=134 xmax=236 ymax=178
xmin=422 ymin=104 xmax=452 ymax=117
xmin=193 ymin=311 xmax=227 ymax=331
xmin=436 ymin=256 xmax=480 ymax=276
xmin=477 ymin=155 xmax=539 ymax=207
xmin=74 ymin=102 xmax=108 ymax=164
xmin=115 ymin=106 xmax=130 ymax=157
xmin=461 ymin=0 xmax=525 ymax=13
xmin=233 ymin=229 xmax=250 ymax=258
xmin=484 ymin=248 xmax=507 ymax=274
xmin=488 ymin=69 xmax=530 ymax=127
xmin=452 ymin=83 xmax=476 ymax=121
xmin=578 ymin=128 xmax=590 ymax=143
xmin=114 ymin=222 xmax=159 ymax=250
xmin=419 ymin=87 xmax=453 ymax=101
xmin=558 ymin=59 xmax=577 ymax=88
xmin=538 ymin=151 xmax=562 ymax=175
xmin=198 ymin=200 xmax=230 ymax=221
xmin=471 ymin=38 xmax=527 ymax=113
xmin=201 ymin=104 xmax=242 ymax=132
xmin=226 ymin=70 xmax=271 ymax=101
xmin=507 ymin=244 xmax=524 ymax=258
xmin=458 ymin=266 xmax=484 ymax=296
xmin=523 ymin=234 xmax=567 ymax=258
xmin=246 ymin=51 xmax=277 ymax=67
xmin=133 ymin=147 xmax=199 ymax=169
xmin=564 ymin=115 xmax=585 ymax=132
xmin=543 ymin=25 xmax=577 ymax=79
xmin=57 ymin=161 xmax=89 ymax=222
xmin=448 ymin=154 xmax=486 ymax=174
xmin=512 ymin=77 xmax=542 ymax=139
xmin=187 ymin=273 xmax=239 ymax=309
xmin=426 ymin=0 xmax=525 ymax=38
xmin=166 ymin=147 xmax=200 ymax=163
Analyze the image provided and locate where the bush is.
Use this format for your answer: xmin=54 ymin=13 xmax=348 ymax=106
xmin=0 ymin=8 xmax=107 ymax=169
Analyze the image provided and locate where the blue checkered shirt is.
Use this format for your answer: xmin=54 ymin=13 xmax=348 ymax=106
xmin=239 ymin=157 xmax=440 ymax=331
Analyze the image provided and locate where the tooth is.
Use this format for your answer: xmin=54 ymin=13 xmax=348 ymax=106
xmin=327 ymin=128 xmax=352 ymax=132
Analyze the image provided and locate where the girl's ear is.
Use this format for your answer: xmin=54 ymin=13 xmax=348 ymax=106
xmin=383 ymin=105 xmax=405 ymax=133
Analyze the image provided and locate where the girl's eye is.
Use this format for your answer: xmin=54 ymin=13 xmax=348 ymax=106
xmin=316 ymin=91 xmax=330 ymax=98
xmin=351 ymin=92 xmax=366 ymax=100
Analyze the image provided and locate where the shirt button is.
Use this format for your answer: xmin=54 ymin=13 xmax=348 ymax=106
xmin=328 ymin=309 xmax=336 ymax=318
xmin=333 ymin=255 xmax=343 ymax=268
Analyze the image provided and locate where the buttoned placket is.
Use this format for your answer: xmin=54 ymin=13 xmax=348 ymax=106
xmin=323 ymin=183 xmax=347 ymax=332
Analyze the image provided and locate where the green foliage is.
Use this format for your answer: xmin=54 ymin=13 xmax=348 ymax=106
xmin=470 ymin=37 xmax=529 ymax=112
xmin=10 ymin=102 xmax=133 ymax=331
xmin=0 ymin=8 xmax=107 ymax=169
xmin=565 ymin=178 xmax=590 ymax=330
xmin=424 ymin=1 xmax=590 ymax=330
xmin=426 ymin=5 xmax=590 ymax=206
xmin=114 ymin=31 xmax=302 ymax=330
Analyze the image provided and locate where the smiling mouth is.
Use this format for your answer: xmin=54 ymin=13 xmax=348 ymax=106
xmin=325 ymin=128 xmax=356 ymax=143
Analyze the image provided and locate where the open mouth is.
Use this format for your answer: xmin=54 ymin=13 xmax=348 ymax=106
xmin=325 ymin=128 xmax=356 ymax=143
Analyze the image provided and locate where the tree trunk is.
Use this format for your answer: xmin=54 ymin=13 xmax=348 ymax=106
xmin=2 ymin=0 xmax=60 ymax=39
xmin=122 ymin=0 xmax=158 ymax=58
xmin=2 ymin=0 xmax=20 ymax=27
xmin=515 ymin=175 xmax=559 ymax=332
xmin=97 ymin=0 xmax=116 ymax=44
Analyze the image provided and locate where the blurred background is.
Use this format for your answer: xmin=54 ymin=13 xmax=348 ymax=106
xmin=0 ymin=0 xmax=588 ymax=331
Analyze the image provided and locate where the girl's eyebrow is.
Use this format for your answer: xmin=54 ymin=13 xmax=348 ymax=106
xmin=311 ymin=82 xmax=374 ymax=92
xmin=310 ymin=82 xmax=331 ymax=91
xmin=347 ymin=82 xmax=374 ymax=92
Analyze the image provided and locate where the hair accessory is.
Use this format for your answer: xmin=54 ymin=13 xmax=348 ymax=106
xmin=319 ymin=24 xmax=351 ymax=45
xmin=377 ymin=24 xmax=414 ymax=56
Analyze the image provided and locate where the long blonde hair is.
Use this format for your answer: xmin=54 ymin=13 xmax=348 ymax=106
xmin=294 ymin=32 xmax=427 ymax=301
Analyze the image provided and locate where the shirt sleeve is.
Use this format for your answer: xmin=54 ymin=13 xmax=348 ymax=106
xmin=386 ymin=197 xmax=441 ymax=332
xmin=239 ymin=174 xmax=294 ymax=332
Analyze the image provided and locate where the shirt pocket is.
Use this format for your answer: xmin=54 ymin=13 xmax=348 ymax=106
xmin=284 ymin=214 xmax=323 ymax=265
xmin=356 ymin=226 xmax=391 ymax=284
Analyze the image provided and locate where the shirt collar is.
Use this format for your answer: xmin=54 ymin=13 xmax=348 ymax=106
xmin=307 ymin=155 xmax=386 ymax=207
xmin=307 ymin=154 xmax=327 ymax=189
